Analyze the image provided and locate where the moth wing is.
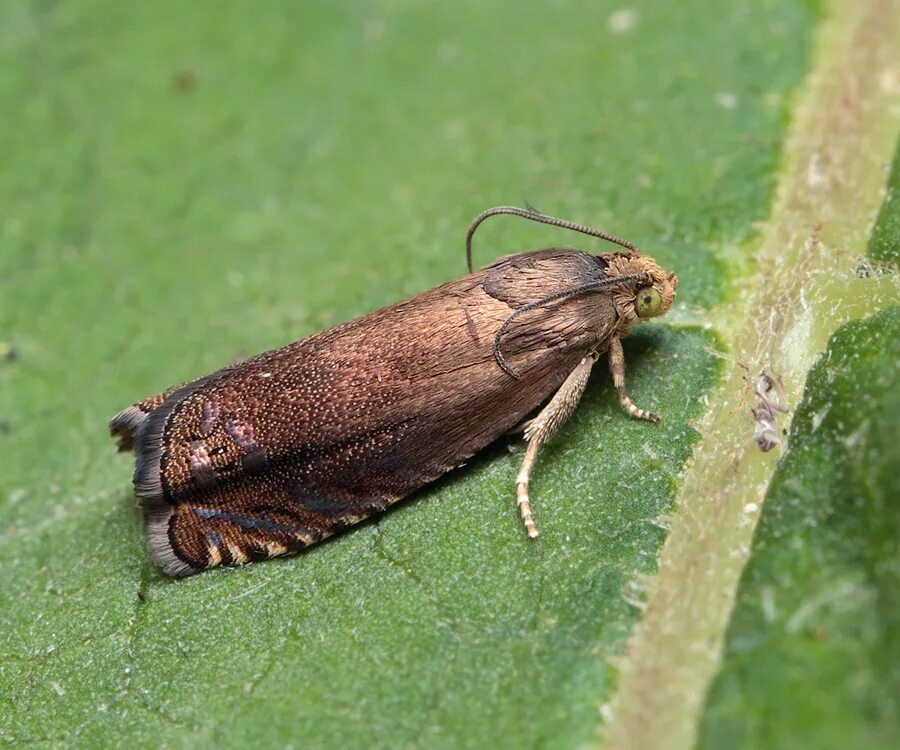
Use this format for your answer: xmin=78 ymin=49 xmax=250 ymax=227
xmin=117 ymin=249 xmax=617 ymax=573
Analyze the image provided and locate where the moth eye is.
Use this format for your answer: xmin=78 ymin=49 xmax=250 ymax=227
xmin=635 ymin=286 xmax=663 ymax=318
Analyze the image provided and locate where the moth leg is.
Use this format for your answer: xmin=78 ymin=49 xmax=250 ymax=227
xmin=608 ymin=334 xmax=660 ymax=423
xmin=516 ymin=353 xmax=596 ymax=538
xmin=506 ymin=417 xmax=534 ymax=436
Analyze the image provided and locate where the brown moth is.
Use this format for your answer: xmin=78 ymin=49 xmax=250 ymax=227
xmin=111 ymin=206 xmax=678 ymax=575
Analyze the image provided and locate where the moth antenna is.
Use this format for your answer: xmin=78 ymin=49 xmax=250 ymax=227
xmin=466 ymin=205 xmax=642 ymax=273
xmin=494 ymin=272 xmax=650 ymax=378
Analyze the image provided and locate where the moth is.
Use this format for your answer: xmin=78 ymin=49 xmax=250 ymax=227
xmin=111 ymin=206 xmax=678 ymax=575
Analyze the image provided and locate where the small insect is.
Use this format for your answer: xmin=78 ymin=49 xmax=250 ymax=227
xmin=111 ymin=206 xmax=678 ymax=575
xmin=746 ymin=369 xmax=789 ymax=452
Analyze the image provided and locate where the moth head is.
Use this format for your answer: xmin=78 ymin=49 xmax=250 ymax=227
xmin=602 ymin=253 xmax=678 ymax=323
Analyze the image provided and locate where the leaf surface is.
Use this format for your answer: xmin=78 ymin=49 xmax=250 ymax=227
xmin=0 ymin=1 xmax=821 ymax=747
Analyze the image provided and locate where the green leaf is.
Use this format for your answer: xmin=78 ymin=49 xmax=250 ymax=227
xmin=697 ymin=306 xmax=900 ymax=750
xmin=0 ymin=0 xmax=827 ymax=747
xmin=870 ymin=141 xmax=900 ymax=263
xmin=597 ymin=1 xmax=899 ymax=744
xmin=695 ymin=131 xmax=900 ymax=749
xmin=693 ymin=126 xmax=900 ymax=749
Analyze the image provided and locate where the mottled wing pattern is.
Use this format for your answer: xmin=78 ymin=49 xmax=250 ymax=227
xmin=111 ymin=249 xmax=618 ymax=574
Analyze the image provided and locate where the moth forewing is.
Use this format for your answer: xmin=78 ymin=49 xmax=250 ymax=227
xmin=111 ymin=208 xmax=678 ymax=575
